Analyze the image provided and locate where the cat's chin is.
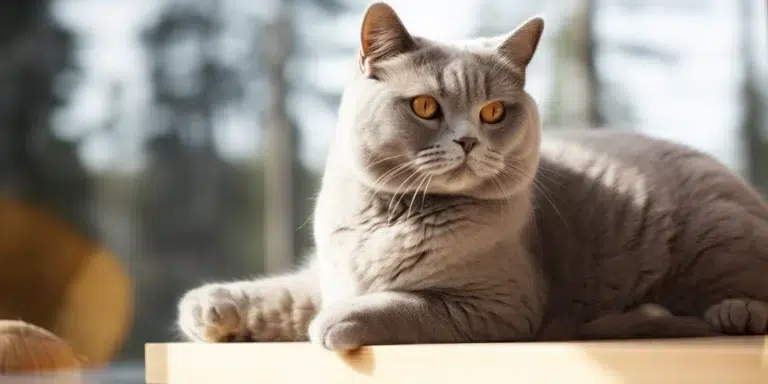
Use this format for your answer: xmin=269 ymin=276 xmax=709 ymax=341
xmin=428 ymin=168 xmax=487 ymax=194
xmin=425 ymin=165 xmax=531 ymax=199
xmin=444 ymin=162 xmax=499 ymax=184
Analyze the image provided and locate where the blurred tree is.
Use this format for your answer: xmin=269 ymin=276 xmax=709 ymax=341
xmin=0 ymin=0 xmax=89 ymax=232
xmin=141 ymin=0 xmax=245 ymax=272
xmin=260 ymin=0 xmax=296 ymax=273
xmin=584 ymin=0 xmax=603 ymax=127
xmin=127 ymin=0 xmax=330 ymax=355
xmin=552 ymin=0 xmax=680 ymax=130
xmin=546 ymin=0 xmax=600 ymax=128
xmin=132 ymin=0 xmax=253 ymax=356
xmin=740 ymin=0 xmax=768 ymax=196
xmin=288 ymin=0 xmax=353 ymax=258
xmin=258 ymin=0 xmax=348 ymax=272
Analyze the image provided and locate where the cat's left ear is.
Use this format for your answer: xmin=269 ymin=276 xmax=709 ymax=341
xmin=498 ymin=16 xmax=545 ymax=68
xmin=358 ymin=2 xmax=415 ymax=74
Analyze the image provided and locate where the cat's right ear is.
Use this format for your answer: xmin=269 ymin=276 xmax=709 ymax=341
xmin=498 ymin=16 xmax=545 ymax=69
xmin=358 ymin=2 xmax=415 ymax=75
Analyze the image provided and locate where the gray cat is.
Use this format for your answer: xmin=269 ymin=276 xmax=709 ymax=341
xmin=176 ymin=2 xmax=768 ymax=349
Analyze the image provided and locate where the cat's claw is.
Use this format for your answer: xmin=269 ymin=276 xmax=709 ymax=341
xmin=703 ymin=298 xmax=768 ymax=335
xmin=177 ymin=284 xmax=248 ymax=342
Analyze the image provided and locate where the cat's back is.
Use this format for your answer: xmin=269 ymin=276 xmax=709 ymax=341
xmin=538 ymin=129 xmax=765 ymax=217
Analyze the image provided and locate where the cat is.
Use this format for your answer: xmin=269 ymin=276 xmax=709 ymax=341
xmin=176 ymin=2 xmax=768 ymax=349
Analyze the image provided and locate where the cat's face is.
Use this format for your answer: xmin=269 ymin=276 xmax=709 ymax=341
xmin=337 ymin=3 xmax=544 ymax=199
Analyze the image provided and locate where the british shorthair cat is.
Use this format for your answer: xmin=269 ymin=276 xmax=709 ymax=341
xmin=176 ymin=2 xmax=768 ymax=349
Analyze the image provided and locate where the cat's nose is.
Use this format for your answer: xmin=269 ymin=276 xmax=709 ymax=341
xmin=453 ymin=136 xmax=479 ymax=154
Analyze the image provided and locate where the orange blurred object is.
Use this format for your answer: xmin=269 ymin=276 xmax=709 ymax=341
xmin=0 ymin=197 xmax=133 ymax=368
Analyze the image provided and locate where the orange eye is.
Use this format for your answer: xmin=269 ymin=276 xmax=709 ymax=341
xmin=479 ymin=101 xmax=505 ymax=124
xmin=411 ymin=95 xmax=439 ymax=120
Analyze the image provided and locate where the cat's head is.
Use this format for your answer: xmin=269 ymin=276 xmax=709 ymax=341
xmin=336 ymin=2 xmax=543 ymax=199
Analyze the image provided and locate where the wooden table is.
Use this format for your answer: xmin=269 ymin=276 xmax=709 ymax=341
xmin=146 ymin=337 xmax=768 ymax=383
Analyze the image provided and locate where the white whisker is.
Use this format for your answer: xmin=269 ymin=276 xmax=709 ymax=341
xmin=362 ymin=153 xmax=409 ymax=173
xmin=386 ymin=169 xmax=422 ymax=224
xmin=407 ymin=174 xmax=429 ymax=219
xmin=365 ymin=160 xmax=414 ymax=207
xmin=419 ymin=175 xmax=433 ymax=212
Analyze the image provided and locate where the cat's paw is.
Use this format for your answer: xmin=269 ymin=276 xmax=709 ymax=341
xmin=703 ymin=298 xmax=768 ymax=335
xmin=308 ymin=305 xmax=377 ymax=351
xmin=177 ymin=283 xmax=249 ymax=342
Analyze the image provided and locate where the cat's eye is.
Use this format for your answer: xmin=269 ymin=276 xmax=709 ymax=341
xmin=411 ymin=95 xmax=440 ymax=120
xmin=479 ymin=101 xmax=506 ymax=124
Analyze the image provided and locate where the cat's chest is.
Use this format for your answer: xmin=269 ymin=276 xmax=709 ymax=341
xmin=319 ymin=199 xmax=478 ymax=303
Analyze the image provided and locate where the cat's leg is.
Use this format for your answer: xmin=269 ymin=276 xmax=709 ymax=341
xmin=307 ymin=291 xmax=538 ymax=351
xmin=663 ymin=201 xmax=768 ymax=334
xmin=703 ymin=298 xmax=768 ymax=335
xmin=177 ymin=264 xmax=320 ymax=342
xmin=537 ymin=304 xmax=720 ymax=341
xmin=576 ymin=304 xmax=721 ymax=340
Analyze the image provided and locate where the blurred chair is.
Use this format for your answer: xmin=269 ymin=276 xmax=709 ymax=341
xmin=0 ymin=197 xmax=133 ymax=368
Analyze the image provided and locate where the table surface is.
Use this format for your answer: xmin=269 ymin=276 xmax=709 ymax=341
xmin=145 ymin=337 xmax=768 ymax=384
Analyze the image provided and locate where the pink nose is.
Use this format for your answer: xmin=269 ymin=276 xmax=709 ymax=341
xmin=453 ymin=137 xmax=478 ymax=154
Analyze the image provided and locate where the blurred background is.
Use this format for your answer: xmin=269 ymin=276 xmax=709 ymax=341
xmin=0 ymin=0 xmax=765 ymax=377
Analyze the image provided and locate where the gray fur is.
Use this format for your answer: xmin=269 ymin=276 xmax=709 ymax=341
xmin=176 ymin=3 xmax=768 ymax=349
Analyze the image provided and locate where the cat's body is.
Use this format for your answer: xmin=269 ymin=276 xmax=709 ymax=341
xmin=532 ymin=130 xmax=768 ymax=333
xmin=177 ymin=3 xmax=768 ymax=348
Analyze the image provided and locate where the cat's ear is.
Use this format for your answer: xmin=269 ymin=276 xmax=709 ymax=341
xmin=498 ymin=16 xmax=545 ymax=68
xmin=358 ymin=2 xmax=415 ymax=73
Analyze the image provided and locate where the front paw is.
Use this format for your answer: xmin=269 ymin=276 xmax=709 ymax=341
xmin=308 ymin=306 xmax=377 ymax=351
xmin=177 ymin=284 xmax=249 ymax=342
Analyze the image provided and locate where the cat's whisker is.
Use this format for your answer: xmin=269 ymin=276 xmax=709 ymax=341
xmin=484 ymin=150 xmax=505 ymax=163
xmin=361 ymin=153 xmax=409 ymax=174
xmin=407 ymin=174 xmax=430 ymax=220
xmin=513 ymin=164 xmax=566 ymax=212
xmin=508 ymin=158 xmax=564 ymax=187
xmin=387 ymin=178 xmax=421 ymax=225
xmin=536 ymin=164 xmax=561 ymax=176
xmin=488 ymin=174 xmax=504 ymax=204
xmin=472 ymin=156 xmax=504 ymax=172
xmin=386 ymin=169 xmax=423 ymax=224
xmin=534 ymin=162 xmax=563 ymax=177
xmin=419 ymin=175 xmax=433 ymax=212
xmin=532 ymin=180 xmax=571 ymax=233
xmin=500 ymin=166 xmax=570 ymax=232
xmin=366 ymin=161 xmax=415 ymax=208
xmin=416 ymin=148 xmax=446 ymax=158
xmin=531 ymin=168 xmax=564 ymax=187
xmin=490 ymin=174 xmax=510 ymax=217
xmin=369 ymin=160 xmax=411 ymax=190
xmin=390 ymin=172 xmax=427 ymax=220
xmin=374 ymin=161 xmax=413 ymax=192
